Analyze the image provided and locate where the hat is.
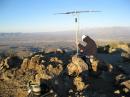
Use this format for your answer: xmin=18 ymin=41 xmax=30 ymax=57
xmin=82 ymin=35 xmax=87 ymax=41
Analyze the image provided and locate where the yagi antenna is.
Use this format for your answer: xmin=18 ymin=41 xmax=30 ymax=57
xmin=54 ymin=10 xmax=101 ymax=55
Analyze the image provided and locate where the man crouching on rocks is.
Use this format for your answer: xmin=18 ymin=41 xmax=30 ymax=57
xmin=78 ymin=35 xmax=97 ymax=71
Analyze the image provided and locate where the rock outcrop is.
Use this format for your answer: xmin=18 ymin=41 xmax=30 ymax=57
xmin=0 ymin=45 xmax=130 ymax=97
xmin=67 ymin=55 xmax=88 ymax=76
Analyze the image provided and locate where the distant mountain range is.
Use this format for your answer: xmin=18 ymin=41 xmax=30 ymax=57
xmin=0 ymin=27 xmax=130 ymax=43
xmin=82 ymin=27 xmax=130 ymax=41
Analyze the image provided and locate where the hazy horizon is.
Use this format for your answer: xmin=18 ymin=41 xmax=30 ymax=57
xmin=0 ymin=26 xmax=130 ymax=33
xmin=0 ymin=26 xmax=130 ymax=43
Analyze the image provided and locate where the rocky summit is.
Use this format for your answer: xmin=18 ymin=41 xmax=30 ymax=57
xmin=0 ymin=46 xmax=130 ymax=97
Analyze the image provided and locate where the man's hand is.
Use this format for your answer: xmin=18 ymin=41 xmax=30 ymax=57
xmin=80 ymin=49 xmax=83 ymax=52
xmin=78 ymin=43 xmax=85 ymax=51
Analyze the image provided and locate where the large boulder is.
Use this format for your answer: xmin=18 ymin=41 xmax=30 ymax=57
xmin=67 ymin=55 xmax=88 ymax=76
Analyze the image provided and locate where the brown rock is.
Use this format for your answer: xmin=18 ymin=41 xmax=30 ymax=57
xmin=123 ymin=88 xmax=129 ymax=93
xmin=67 ymin=55 xmax=88 ymax=76
xmin=91 ymin=59 xmax=99 ymax=72
xmin=52 ymin=64 xmax=63 ymax=75
xmin=20 ymin=58 xmax=30 ymax=72
xmin=28 ymin=55 xmax=40 ymax=70
xmin=46 ymin=64 xmax=63 ymax=76
xmin=121 ymin=80 xmax=130 ymax=89
xmin=50 ymin=57 xmax=63 ymax=64
xmin=73 ymin=76 xmax=87 ymax=91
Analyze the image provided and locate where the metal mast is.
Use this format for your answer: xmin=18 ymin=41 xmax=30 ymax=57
xmin=55 ymin=10 xmax=100 ymax=55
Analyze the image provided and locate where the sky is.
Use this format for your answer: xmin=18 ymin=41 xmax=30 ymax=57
xmin=0 ymin=0 xmax=130 ymax=32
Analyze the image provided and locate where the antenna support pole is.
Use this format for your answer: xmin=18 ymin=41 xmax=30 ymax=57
xmin=74 ymin=13 xmax=79 ymax=55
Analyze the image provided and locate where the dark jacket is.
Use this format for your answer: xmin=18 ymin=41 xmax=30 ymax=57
xmin=78 ymin=36 xmax=97 ymax=56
